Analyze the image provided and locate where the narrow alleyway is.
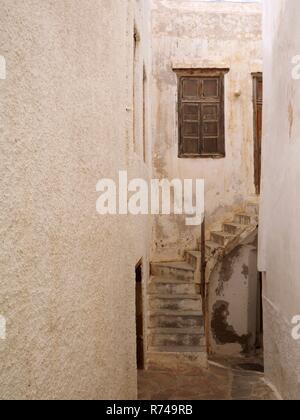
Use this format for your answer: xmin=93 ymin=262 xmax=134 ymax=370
xmin=2 ymin=0 xmax=300 ymax=402
xmin=138 ymin=357 xmax=277 ymax=400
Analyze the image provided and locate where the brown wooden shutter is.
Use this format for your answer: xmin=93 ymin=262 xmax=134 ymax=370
xmin=179 ymin=78 xmax=201 ymax=156
xmin=202 ymin=103 xmax=220 ymax=154
xmin=256 ymin=78 xmax=263 ymax=102
xmin=178 ymin=73 xmax=226 ymax=158
xmin=201 ymin=77 xmax=224 ymax=156
xmin=253 ymin=74 xmax=263 ymax=194
xmin=180 ymin=102 xmax=200 ymax=155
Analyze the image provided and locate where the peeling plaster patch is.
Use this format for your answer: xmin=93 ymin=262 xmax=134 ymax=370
xmin=153 ymin=152 xmax=168 ymax=178
xmin=242 ymin=264 xmax=249 ymax=279
xmin=215 ymin=246 xmax=241 ymax=296
xmin=211 ymin=301 xmax=251 ymax=354
xmin=248 ymin=233 xmax=258 ymax=248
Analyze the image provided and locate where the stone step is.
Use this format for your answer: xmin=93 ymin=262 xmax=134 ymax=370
xmin=149 ymin=328 xmax=205 ymax=348
xmin=223 ymin=222 xmax=246 ymax=235
xmin=151 ymin=262 xmax=195 ymax=282
xmin=234 ymin=213 xmax=258 ymax=226
xmin=149 ymin=294 xmax=202 ymax=312
xmin=148 ymin=345 xmax=205 ymax=353
xmin=146 ymin=349 xmax=208 ymax=371
xmin=149 ymin=310 xmax=203 ymax=329
xmin=245 ymin=201 xmax=259 ymax=216
xmin=210 ymin=231 xmax=235 ymax=247
xmin=205 ymin=240 xmax=223 ymax=258
xmin=185 ymin=251 xmax=201 ymax=270
xmin=149 ymin=277 xmax=200 ymax=295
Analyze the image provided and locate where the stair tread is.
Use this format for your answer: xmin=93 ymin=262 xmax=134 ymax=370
xmin=149 ymin=328 xmax=204 ymax=335
xmin=152 ymin=261 xmax=194 ymax=272
xmin=150 ymin=276 xmax=199 ymax=285
xmin=185 ymin=251 xmax=201 ymax=257
xmin=148 ymin=346 xmax=205 ymax=353
xmin=235 ymin=212 xmax=251 ymax=217
xmin=246 ymin=200 xmax=259 ymax=206
xmin=206 ymin=240 xmax=224 ymax=249
xmin=150 ymin=309 xmax=202 ymax=316
xmin=149 ymin=294 xmax=201 ymax=300
xmin=223 ymin=222 xmax=246 ymax=228
xmin=211 ymin=231 xmax=235 ymax=238
xmin=235 ymin=213 xmax=258 ymax=225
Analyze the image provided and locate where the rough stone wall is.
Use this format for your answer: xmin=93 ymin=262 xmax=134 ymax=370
xmin=151 ymin=0 xmax=262 ymax=260
xmin=259 ymin=0 xmax=300 ymax=400
xmin=0 ymin=0 xmax=152 ymax=400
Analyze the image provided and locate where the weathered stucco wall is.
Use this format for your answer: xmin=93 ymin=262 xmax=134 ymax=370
xmin=151 ymin=0 xmax=262 ymax=260
xmin=209 ymin=233 xmax=259 ymax=355
xmin=259 ymin=0 xmax=300 ymax=401
xmin=0 ymin=0 xmax=152 ymax=400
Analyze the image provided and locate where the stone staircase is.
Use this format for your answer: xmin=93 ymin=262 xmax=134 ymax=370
xmin=205 ymin=200 xmax=259 ymax=285
xmin=146 ymin=254 xmax=207 ymax=370
xmin=146 ymin=200 xmax=259 ymax=371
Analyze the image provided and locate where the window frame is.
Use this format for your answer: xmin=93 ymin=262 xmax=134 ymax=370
xmin=176 ymin=69 xmax=229 ymax=159
xmin=252 ymin=72 xmax=263 ymax=195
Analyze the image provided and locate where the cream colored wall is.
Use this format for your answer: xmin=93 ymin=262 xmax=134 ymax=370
xmin=0 ymin=0 xmax=152 ymax=400
xmin=151 ymin=0 xmax=262 ymax=261
xmin=209 ymin=235 xmax=259 ymax=356
xmin=259 ymin=0 xmax=300 ymax=401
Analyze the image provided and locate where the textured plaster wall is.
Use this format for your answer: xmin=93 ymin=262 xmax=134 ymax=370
xmin=0 ymin=0 xmax=152 ymax=400
xmin=259 ymin=0 xmax=300 ymax=400
xmin=209 ymin=235 xmax=259 ymax=355
xmin=151 ymin=0 xmax=262 ymax=260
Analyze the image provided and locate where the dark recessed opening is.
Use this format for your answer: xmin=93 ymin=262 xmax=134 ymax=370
xmin=135 ymin=260 xmax=144 ymax=370
xmin=237 ymin=363 xmax=264 ymax=373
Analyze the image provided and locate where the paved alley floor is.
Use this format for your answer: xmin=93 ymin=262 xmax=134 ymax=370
xmin=138 ymin=358 xmax=277 ymax=400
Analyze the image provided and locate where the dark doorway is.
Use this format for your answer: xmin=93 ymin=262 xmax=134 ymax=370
xmin=256 ymin=272 xmax=264 ymax=351
xmin=135 ymin=260 xmax=144 ymax=370
xmin=253 ymin=74 xmax=263 ymax=195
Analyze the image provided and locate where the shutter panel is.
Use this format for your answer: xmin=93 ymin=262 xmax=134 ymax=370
xmin=182 ymin=78 xmax=200 ymax=100
xmin=255 ymin=95 xmax=262 ymax=193
xmin=217 ymin=76 xmax=225 ymax=156
xmin=253 ymin=75 xmax=263 ymax=193
xmin=255 ymin=104 xmax=262 ymax=192
xmin=180 ymin=102 xmax=200 ymax=155
xmin=178 ymin=73 xmax=226 ymax=157
xmin=202 ymin=78 xmax=219 ymax=98
xmin=257 ymin=79 xmax=263 ymax=102
xmin=201 ymin=104 xmax=219 ymax=154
